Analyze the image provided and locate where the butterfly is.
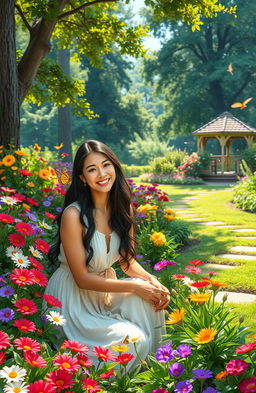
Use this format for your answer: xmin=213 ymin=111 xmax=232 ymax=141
xmin=227 ymin=63 xmax=233 ymax=74
xmin=230 ymin=97 xmax=253 ymax=109
xmin=54 ymin=167 xmax=71 ymax=185
xmin=54 ymin=143 xmax=64 ymax=150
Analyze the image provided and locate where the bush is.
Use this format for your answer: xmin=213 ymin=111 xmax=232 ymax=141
xmin=233 ymin=173 xmax=256 ymax=213
xmin=240 ymin=143 xmax=256 ymax=172
xmin=121 ymin=164 xmax=150 ymax=177
xmin=139 ymin=173 xmax=205 ymax=185
xmin=150 ymin=150 xmax=188 ymax=175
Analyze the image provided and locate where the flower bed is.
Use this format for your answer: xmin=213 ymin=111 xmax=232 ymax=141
xmin=139 ymin=173 xmax=204 ymax=185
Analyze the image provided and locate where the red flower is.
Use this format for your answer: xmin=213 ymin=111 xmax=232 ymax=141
xmin=8 ymin=233 xmax=26 ymax=247
xmin=189 ymin=281 xmax=210 ymax=288
xmin=0 ymin=186 xmax=16 ymax=193
xmin=76 ymin=353 xmax=93 ymax=367
xmin=158 ymin=195 xmax=169 ymax=201
xmin=0 ymin=331 xmax=10 ymax=350
xmin=47 ymin=369 xmax=74 ymax=392
xmin=29 ymin=257 xmax=44 ymax=271
xmin=10 ymin=268 xmax=35 ymax=286
xmin=115 ymin=353 xmax=134 ymax=364
xmin=28 ymin=379 xmax=56 ymax=393
xmin=43 ymin=294 xmax=62 ymax=308
xmin=14 ymin=298 xmax=38 ymax=315
xmin=226 ymin=359 xmax=249 ymax=375
xmin=45 ymin=212 xmax=56 ymax=219
xmin=0 ymin=213 xmax=15 ymax=223
xmin=30 ymin=269 xmax=48 ymax=287
xmin=238 ymin=377 xmax=256 ymax=393
xmin=63 ymin=340 xmax=88 ymax=353
xmin=15 ymin=222 xmax=34 ymax=235
xmin=185 ymin=266 xmax=202 ymax=274
xmin=34 ymin=238 xmax=50 ymax=254
xmin=13 ymin=193 xmax=26 ymax=201
xmin=14 ymin=318 xmax=36 ymax=332
xmin=188 ymin=260 xmax=204 ymax=266
xmin=25 ymin=351 xmax=47 ymax=367
xmin=13 ymin=337 xmax=40 ymax=352
xmin=53 ymin=354 xmax=80 ymax=373
xmin=82 ymin=378 xmax=101 ymax=393
xmin=41 ymin=188 xmax=53 ymax=193
xmin=99 ymin=369 xmax=114 ymax=379
xmin=0 ymin=351 xmax=6 ymax=365
xmin=92 ymin=346 xmax=116 ymax=362
xmin=26 ymin=197 xmax=38 ymax=206
xmin=19 ymin=169 xmax=32 ymax=176
xmin=236 ymin=342 xmax=256 ymax=354
xmin=172 ymin=274 xmax=186 ymax=279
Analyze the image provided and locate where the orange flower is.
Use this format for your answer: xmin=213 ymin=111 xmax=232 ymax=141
xmin=27 ymin=182 xmax=35 ymax=187
xmin=215 ymin=370 xmax=228 ymax=380
xmin=39 ymin=168 xmax=51 ymax=180
xmin=166 ymin=308 xmax=186 ymax=325
xmin=194 ymin=327 xmax=218 ymax=344
xmin=0 ymin=170 xmax=4 ymax=175
xmin=189 ymin=293 xmax=211 ymax=304
xmin=34 ymin=143 xmax=41 ymax=151
xmin=164 ymin=208 xmax=175 ymax=215
xmin=23 ymin=203 xmax=31 ymax=211
xmin=2 ymin=155 xmax=15 ymax=167
xmin=11 ymin=166 xmax=18 ymax=170
xmin=1 ymin=176 xmax=6 ymax=181
xmin=164 ymin=214 xmax=175 ymax=221
xmin=15 ymin=150 xmax=27 ymax=156
xmin=150 ymin=232 xmax=166 ymax=246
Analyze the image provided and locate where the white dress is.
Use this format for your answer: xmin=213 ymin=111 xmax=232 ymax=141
xmin=44 ymin=202 xmax=166 ymax=370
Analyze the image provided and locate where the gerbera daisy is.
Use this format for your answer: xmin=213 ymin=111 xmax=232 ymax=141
xmin=26 ymin=198 xmax=38 ymax=206
xmin=189 ymin=293 xmax=211 ymax=304
xmin=30 ymin=269 xmax=48 ymax=287
xmin=46 ymin=369 xmax=74 ymax=391
xmin=8 ymin=234 xmax=26 ymax=247
xmin=6 ymin=246 xmax=21 ymax=258
xmin=92 ymin=346 xmax=116 ymax=362
xmin=0 ymin=330 xmax=10 ymax=350
xmin=14 ymin=298 xmax=38 ymax=315
xmin=0 ymin=186 xmax=16 ymax=193
xmin=0 ymin=213 xmax=15 ymax=224
xmin=76 ymin=354 xmax=93 ymax=367
xmin=115 ymin=353 xmax=134 ymax=364
xmin=0 ymin=365 xmax=26 ymax=383
xmin=3 ymin=381 xmax=29 ymax=393
xmin=43 ymin=294 xmax=62 ymax=308
xmin=18 ymin=169 xmax=32 ymax=176
xmin=44 ymin=212 xmax=56 ymax=219
xmin=10 ymin=268 xmax=35 ymax=287
xmin=15 ymin=222 xmax=34 ymax=236
xmin=99 ymin=369 xmax=114 ymax=379
xmin=172 ymin=274 xmax=186 ymax=280
xmin=82 ymin=378 xmax=101 ymax=393
xmin=24 ymin=352 xmax=47 ymax=367
xmin=29 ymin=246 xmax=43 ymax=259
xmin=27 ymin=379 xmax=56 ymax=393
xmin=238 ymin=377 xmax=256 ymax=393
xmin=166 ymin=308 xmax=186 ymax=325
xmin=0 ymin=196 xmax=18 ymax=205
xmin=11 ymin=253 xmax=30 ymax=268
xmin=53 ymin=354 xmax=80 ymax=373
xmin=46 ymin=311 xmax=66 ymax=326
xmin=235 ymin=342 xmax=256 ymax=354
xmin=194 ymin=328 xmax=218 ymax=344
xmin=34 ymin=238 xmax=50 ymax=254
xmin=28 ymin=257 xmax=44 ymax=271
xmin=13 ymin=337 xmax=40 ymax=353
xmin=188 ymin=260 xmax=205 ymax=266
xmin=63 ymin=340 xmax=88 ymax=353
xmin=185 ymin=266 xmax=202 ymax=274
xmin=13 ymin=318 xmax=36 ymax=333
xmin=111 ymin=345 xmax=129 ymax=353
xmin=189 ymin=281 xmax=210 ymax=288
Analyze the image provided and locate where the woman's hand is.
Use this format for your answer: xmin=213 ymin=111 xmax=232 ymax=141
xmin=147 ymin=275 xmax=171 ymax=311
xmin=132 ymin=280 xmax=169 ymax=309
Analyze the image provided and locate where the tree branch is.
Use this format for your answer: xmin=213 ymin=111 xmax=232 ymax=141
xmin=58 ymin=0 xmax=118 ymax=20
xmin=15 ymin=4 xmax=32 ymax=32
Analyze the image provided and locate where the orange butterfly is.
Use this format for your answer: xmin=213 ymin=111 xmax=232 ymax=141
xmin=54 ymin=143 xmax=64 ymax=150
xmin=54 ymin=167 xmax=71 ymax=185
xmin=230 ymin=97 xmax=253 ymax=109
xmin=227 ymin=63 xmax=233 ymax=74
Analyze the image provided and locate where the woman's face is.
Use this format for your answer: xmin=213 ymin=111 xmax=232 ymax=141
xmin=80 ymin=152 xmax=116 ymax=193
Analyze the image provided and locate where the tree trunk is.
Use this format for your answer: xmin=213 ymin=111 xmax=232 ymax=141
xmin=0 ymin=0 xmax=20 ymax=148
xmin=58 ymin=48 xmax=73 ymax=161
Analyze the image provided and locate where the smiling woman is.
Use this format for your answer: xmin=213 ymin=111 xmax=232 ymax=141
xmin=45 ymin=140 xmax=170 ymax=370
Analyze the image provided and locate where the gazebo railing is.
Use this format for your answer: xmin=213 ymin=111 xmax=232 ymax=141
xmin=206 ymin=155 xmax=242 ymax=175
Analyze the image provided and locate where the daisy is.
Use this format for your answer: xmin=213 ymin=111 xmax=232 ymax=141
xmin=24 ymin=352 xmax=47 ymax=367
xmin=76 ymin=353 xmax=93 ymax=367
xmin=3 ymin=381 xmax=29 ymax=393
xmin=63 ymin=340 xmax=88 ymax=353
xmin=13 ymin=318 xmax=36 ymax=333
xmin=82 ymin=378 xmax=101 ymax=393
xmin=0 ymin=196 xmax=18 ymax=205
xmin=8 ymin=234 xmax=26 ymax=247
xmin=92 ymin=346 xmax=116 ymax=362
xmin=13 ymin=337 xmax=40 ymax=353
xmin=46 ymin=311 xmax=66 ymax=326
xmin=11 ymin=253 xmax=30 ymax=268
xmin=10 ymin=268 xmax=35 ymax=287
xmin=40 ymin=220 xmax=52 ymax=230
xmin=29 ymin=246 xmax=43 ymax=259
xmin=14 ymin=298 xmax=38 ymax=315
xmin=53 ymin=354 xmax=80 ymax=373
xmin=0 ymin=330 xmax=10 ymax=350
xmin=6 ymin=246 xmax=21 ymax=258
xmin=0 ymin=365 xmax=26 ymax=383
xmin=46 ymin=369 xmax=74 ymax=391
xmin=30 ymin=269 xmax=48 ymax=287
xmin=28 ymin=257 xmax=44 ymax=271
xmin=34 ymin=239 xmax=50 ymax=254
xmin=27 ymin=380 xmax=56 ymax=393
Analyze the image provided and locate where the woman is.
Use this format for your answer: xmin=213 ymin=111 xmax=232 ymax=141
xmin=46 ymin=140 xmax=170 ymax=370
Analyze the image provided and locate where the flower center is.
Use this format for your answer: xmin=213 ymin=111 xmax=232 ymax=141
xmin=13 ymin=388 xmax=22 ymax=393
xmin=53 ymin=317 xmax=60 ymax=322
xmin=23 ymin=345 xmax=31 ymax=350
xmin=62 ymin=362 xmax=70 ymax=368
xmin=21 ymin=325 xmax=28 ymax=330
xmin=56 ymin=380 xmax=64 ymax=386
xmin=19 ymin=276 xmax=27 ymax=281
xmin=8 ymin=371 xmax=18 ymax=378
xmin=18 ymin=259 xmax=24 ymax=264
xmin=22 ymin=306 xmax=29 ymax=311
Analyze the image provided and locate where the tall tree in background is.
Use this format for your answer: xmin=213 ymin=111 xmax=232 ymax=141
xmin=0 ymin=0 xmax=236 ymax=147
xmin=144 ymin=0 xmax=255 ymax=136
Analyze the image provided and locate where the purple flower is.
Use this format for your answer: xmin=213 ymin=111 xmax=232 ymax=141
xmin=152 ymin=389 xmax=168 ymax=393
xmin=154 ymin=260 xmax=175 ymax=271
xmin=24 ymin=211 xmax=37 ymax=221
xmin=136 ymin=255 xmax=143 ymax=259
xmin=155 ymin=345 xmax=174 ymax=363
xmin=168 ymin=362 xmax=185 ymax=377
xmin=175 ymin=344 xmax=192 ymax=358
xmin=41 ymin=314 xmax=49 ymax=324
xmin=43 ymin=200 xmax=51 ymax=207
xmin=0 ymin=274 xmax=9 ymax=286
xmin=47 ymin=196 xmax=54 ymax=201
xmin=0 ymin=285 xmax=15 ymax=298
xmin=0 ymin=307 xmax=15 ymax=322
xmin=174 ymin=380 xmax=193 ymax=393
xmin=192 ymin=368 xmax=213 ymax=379
xmin=56 ymin=207 xmax=62 ymax=212
xmin=202 ymin=388 xmax=220 ymax=393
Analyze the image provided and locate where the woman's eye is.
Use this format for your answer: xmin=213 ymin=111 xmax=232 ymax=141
xmin=88 ymin=168 xmax=96 ymax=172
xmin=104 ymin=163 xmax=111 ymax=167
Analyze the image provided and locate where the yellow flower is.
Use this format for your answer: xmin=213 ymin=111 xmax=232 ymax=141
xmin=194 ymin=327 xmax=218 ymax=344
xmin=111 ymin=345 xmax=129 ymax=352
xmin=39 ymin=168 xmax=50 ymax=180
xmin=1 ymin=176 xmax=6 ymax=181
xmin=137 ymin=204 xmax=157 ymax=215
xmin=150 ymin=232 xmax=166 ymax=246
xmin=27 ymin=182 xmax=35 ymax=187
xmin=164 ymin=214 xmax=175 ymax=221
xmin=189 ymin=293 xmax=211 ymax=304
xmin=23 ymin=203 xmax=31 ymax=211
xmin=164 ymin=209 xmax=175 ymax=215
xmin=2 ymin=155 xmax=16 ymax=167
xmin=166 ymin=308 xmax=186 ymax=325
xmin=15 ymin=150 xmax=27 ymax=156
xmin=34 ymin=143 xmax=41 ymax=151
xmin=11 ymin=166 xmax=18 ymax=170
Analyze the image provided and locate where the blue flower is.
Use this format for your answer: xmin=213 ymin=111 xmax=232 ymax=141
xmin=0 ymin=286 xmax=15 ymax=298
xmin=0 ymin=307 xmax=15 ymax=322
xmin=174 ymin=380 xmax=193 ymax=393
xmin=202 ymin=388 xmax=220 ymax=393
xmin=192 ymin=368 xmax=213 ymax=379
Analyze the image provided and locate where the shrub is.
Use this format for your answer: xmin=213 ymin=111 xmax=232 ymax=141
xmin=139 ymin=173 xmax=205 ymax=185
xmin=121 ymin=164 xmax=150 ymax=177
xmin=233 ymin=173 xmax=256 ymax=213
xmin=150 ymin=150 xmax=188 ymax=175
xmin=240 ymin=143 xmax=256 ymax=172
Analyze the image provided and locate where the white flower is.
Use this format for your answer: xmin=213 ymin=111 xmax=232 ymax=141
xmin=29 ymin=246 xmax=43 ymax=259
xmin=182 ymin=277 xmax=199 ymax=292
xmin=11 ymin=253 xmax=30 ymax=268
xmin=40 ymin=220 xmax=52 ymax=230
xmin=6 ymin=246 xmax=21 ymax=258
xmin=46 ymin=310 xmax=66 ymax=326
xmin=3 ymin=381 xmax=29 ymax=393
xmin=0 ymin=365 xmax=26 ymax=383
xmin=0 ymin=196 xmax=18 ymax=205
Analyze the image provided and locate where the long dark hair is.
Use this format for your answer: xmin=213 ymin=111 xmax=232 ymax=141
xmin=48 ymin=140 xmax=136 ymax=269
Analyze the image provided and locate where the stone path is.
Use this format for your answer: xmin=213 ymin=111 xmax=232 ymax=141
xmin=174 ymin=194 xmax=256 ymax=304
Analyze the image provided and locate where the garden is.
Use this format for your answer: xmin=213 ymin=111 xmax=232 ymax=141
xmin=0 ymin=145 xmax=255 ymax=393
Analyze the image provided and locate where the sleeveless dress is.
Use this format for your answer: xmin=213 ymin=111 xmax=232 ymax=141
xmin=44 ymin=202 xmax=166 ymax=370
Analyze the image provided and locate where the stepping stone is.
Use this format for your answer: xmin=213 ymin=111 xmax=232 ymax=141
xmin=200 ymin=221 xmax=224 ymax=225
xmin=203 ymin=263 xmax=236 ymax=270
xmin=232 ymin=229 xmax=256 ymax=233
xmin=230 ymin=246 xmax=256 ymax=253
xmin=185 ymin=218 xmax=204 ymax=221
xmin=216 ymin=225 xmax=239 ymax=229
xmin=236 ymin=236 xmax=256 ymax=239
xmin=217 ymin=253 xmax=256 ymax=261
xmin=215 ymin=291 xmax=256 ymax=304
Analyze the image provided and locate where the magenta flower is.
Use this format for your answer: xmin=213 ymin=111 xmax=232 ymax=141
xmin=155 ymin=345 xmax=174 ymax=363
xmin=175 ymin=344 xmax=192 ymax=358
xmin=152 ymin=389 xmax=168 ymax=393
xmin=226 ymin=359 xmax=249 ymax=375
xmin=168 ymin=362 xmax=185 ymax=377
xmin=238 ymin=377 xmax=256 ymax=393
xmin=174 ymin=380 xmax=193 ymax=393
xmin=154 ymin=260 xmax=175 ymax=271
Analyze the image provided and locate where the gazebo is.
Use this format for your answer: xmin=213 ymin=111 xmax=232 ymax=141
xmin=193 ymin=112 xmax=256 ymax=176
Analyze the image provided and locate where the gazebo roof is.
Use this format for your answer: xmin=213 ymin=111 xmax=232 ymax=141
xmin=193 ymin=112 xmax=256 ymax=135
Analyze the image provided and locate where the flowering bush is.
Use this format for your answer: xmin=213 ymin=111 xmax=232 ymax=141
xmin=177 ymin=152 xmax=210 ymax=178
xmin=233 ymin=172 xmax=256 ymax=213
xmin=139 ymin=173 xmax=205 ymax=185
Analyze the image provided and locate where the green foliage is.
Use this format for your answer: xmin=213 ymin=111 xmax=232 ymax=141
xmin=139 ymin=172 xmax=205 ymax=185
xmin=178 ymin=152 xmax=210 ymax=177
xmin=240 ymin=143 xmax=256 ymax=172
xmin=121 ymin=164 xmax=150 ymax=178
xmin=233 ymin=172 xmax=256 ymax=213
xmin=150 ymin=150 xmax=188 ymax=175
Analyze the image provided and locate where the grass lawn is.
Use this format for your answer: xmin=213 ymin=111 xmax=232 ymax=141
xmin=133 ymin=179 xmax=256 ymax=335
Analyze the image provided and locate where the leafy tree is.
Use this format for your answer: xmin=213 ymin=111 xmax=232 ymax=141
xmin=0 ymin=0 xmax=236 ymax=147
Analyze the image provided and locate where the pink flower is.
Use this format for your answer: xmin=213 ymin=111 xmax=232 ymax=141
xmin=0 ymin=330 xmax=10 ymax=350
xmin=92 ymin=346 xmax=116 ymax=362
xmin=235 ymin=342 xmax=256 ymax=354
xmin=8 ymin=233 xmax=26 ymax=247
xmin=63 ymin=340 xmax=88 ymax=353
xmin=43 ymin=293 xmax=62 ymax=307
xmin=238 ymin=377 xmax=256 ymax=393
xmin=14 ymin=298 xmax=38 ymax=315
xmin=76 ymin=353 xmax=93 ymax=367
xmin=99 ymin=369 xmax=114 ymax=379
xmin=82 ymin=378 xmax=101 ymax=393
xmin=13 ymin=337 xmax=40 ymax=353
xmin=28 ymin=379 xmax=56 ymax=393
xmin=188 ymin=260 xmax=204 ymax=266
xmin=25 ymin=351 xmax=47 ymax=367
xmin=154 ymin=260 xmax=176 ymax=271
xmin=15 ymin=222 xmax=34 ymax=235
xmin=185 ymin=266 xmax=202 ymax=274
xmin=29 ymin=257 xmax=44 ymax=271
xmin=30 ymin=269 xmax=48 ymax=287
xmin=53 ymin=354 xmax=80 ymax=373
xmin=46 ymin=369 xmax=74 ymax=391
xmin=0 ymin=351 xmax=6 ymax=365
xmin=34 ymin=238 xmax=50 ymax=254
xmin=10 ymin=268 xmax=35 ymax=286
xmin=13 ymin=318 xmax=36 ymax=332
xmin=226 ymin=359 xmax=249 ymax=375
